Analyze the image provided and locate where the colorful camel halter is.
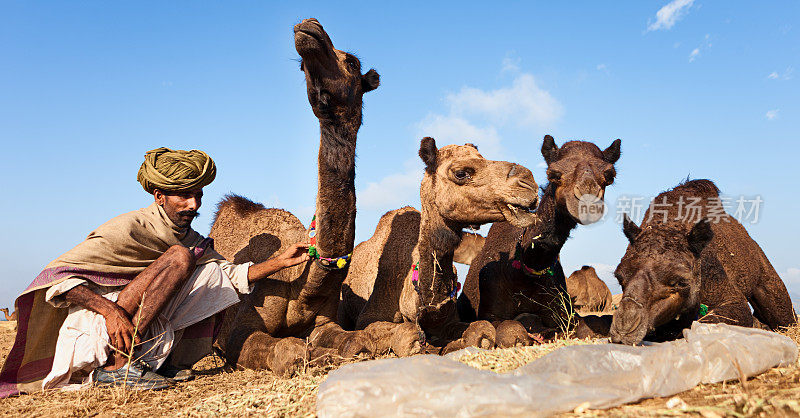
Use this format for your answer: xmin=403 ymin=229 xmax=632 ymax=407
xmin=411 ymin=262 xmax=461 ymax=299
xmin=307 ymin=215 xmax=352 ymax=270
xmin=511 ymin=235 xmax=555 ymax=278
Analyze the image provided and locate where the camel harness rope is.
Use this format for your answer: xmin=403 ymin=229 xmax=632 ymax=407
xmin=307 ymin=215 xmax=352 ymax=270
xmin=411 ymin=262 xmax=461 ymax=300
xmin=511 ymin=235 xmax=556 ymax=278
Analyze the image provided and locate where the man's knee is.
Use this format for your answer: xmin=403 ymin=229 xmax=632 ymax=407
xmin=166 ymin=245 xmax=196 ymax=276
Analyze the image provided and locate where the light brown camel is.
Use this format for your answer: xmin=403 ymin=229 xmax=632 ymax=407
xmin=209 ymin=18 xmax=380 ymax=375
xmin=453 ymin=232 xmax=486 ymax=265
xmin=566 ymin=266 xmax=613 ymax=313
xmin=338 ymin=138 xmax=539 ymax=355
xmin=0 ymin=308 xmax=16 ymax=322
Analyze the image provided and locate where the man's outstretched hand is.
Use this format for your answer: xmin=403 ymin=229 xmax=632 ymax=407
xmin=275 ymin=242 xmax=311 ymax=268
xmin=247 ymin=241 xmax=311 ymax=283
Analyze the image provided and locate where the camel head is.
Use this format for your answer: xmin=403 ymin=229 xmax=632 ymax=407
xmin=294 ymin=18 xmax=380 ymax=123
xmin=609 ymin=215 xmax=713 ymax=345
xmin=541 ymin=135 xmax=621 ymax=225
xmin=418 ymin=137 xmax=539 ymax=229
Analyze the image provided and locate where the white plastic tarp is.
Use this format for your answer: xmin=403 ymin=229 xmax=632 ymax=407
xmin=317 ymin=322 xmax=798 ymax=417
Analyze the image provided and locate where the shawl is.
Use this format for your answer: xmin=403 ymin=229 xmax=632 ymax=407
xmin=0 ymin=203 xmax=224 ymax=397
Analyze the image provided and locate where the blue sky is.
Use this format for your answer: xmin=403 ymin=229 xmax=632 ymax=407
xmin=1 ymin=1 xmax=798 ymax=309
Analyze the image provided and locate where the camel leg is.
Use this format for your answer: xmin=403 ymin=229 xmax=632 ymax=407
xmin=236 ymin=331 xmax=309 ymax=377
xmin=361 ymin=321 xmax=423 ymax=357
xmin=308 ymin=322 xmax=374 ymax=358
xmin=749 ymin=279 xmax=797 ymax=329
xmin=494 ymin=320 xmax=532 ymax=348
xmin=699 ymin=297 xmax=754 ymax=328
xmin=441 ymin=320 xmax=497 ymax=355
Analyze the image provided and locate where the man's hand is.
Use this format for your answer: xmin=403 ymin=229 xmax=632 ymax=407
xmin=104 ymin=306 xmax=141 ymax=354
xmin=247 ymin=241 xmax=311 ymax=283
xmin=275 ymin=242 xmax=311 ymax=268
xmin=63 ymin=285 xmax=142 ymax=354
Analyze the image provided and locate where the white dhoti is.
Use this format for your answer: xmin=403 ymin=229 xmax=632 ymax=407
xmin=42 ymin=261 xmax=248 ymax=390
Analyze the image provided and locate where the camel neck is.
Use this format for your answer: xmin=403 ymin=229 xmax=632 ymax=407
xmin=519 ymin=183 xmax=577 ymax=271
xmin=416 ymin=202 xmax=462 ymax=306
xmin=313 ymin=120 xmax=359 ymax=259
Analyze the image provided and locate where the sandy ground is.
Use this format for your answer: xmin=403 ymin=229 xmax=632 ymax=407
xmin=0 ymin=320 xmax=798 ymax=417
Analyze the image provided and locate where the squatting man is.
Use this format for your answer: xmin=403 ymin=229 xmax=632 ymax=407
xmin=0 ymin=148 xmax=309 ymax=393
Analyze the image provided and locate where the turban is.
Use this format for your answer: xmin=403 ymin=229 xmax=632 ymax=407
xmin=137 ymin=147 xmax=217 ymax=194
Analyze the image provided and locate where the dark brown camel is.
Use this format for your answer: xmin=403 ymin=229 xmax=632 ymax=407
xmin=457 ymin=136 xmax=621 ymax=345
xmin=610 ymin=179 xmax=797 ymax=345
xmin=338 ymin=138 xmax=540 ymax=355
xmin=209 ymin=18 xmax=380 ymax=374
xmin=566 ymin=266 xmax=614 ymax=313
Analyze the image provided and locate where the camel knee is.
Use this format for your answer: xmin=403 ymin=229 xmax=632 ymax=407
xmin=495 ymin=320 xmax=532 ymax=348
xmin=462 ymin=320 xmax=496 ymax=349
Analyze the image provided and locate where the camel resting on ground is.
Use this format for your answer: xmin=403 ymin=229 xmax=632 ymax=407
xmin=457 ymin=136 xmax=622 ymax=346
xmin=610 ymin=179 xmax=797 ymax=345
xmin=338 ymin=138 xmax=540 ymax=355
xmin=566 ymin=266 xmax=614 ymax=314
xmin=210 ymin=18 xmax=380 ymax=375
xmin=0 ymin=308 xmax=16 ymax=322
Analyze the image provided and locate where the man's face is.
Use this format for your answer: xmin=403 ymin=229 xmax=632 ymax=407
xmin=154 ymin=188 xmax=203 ymax=228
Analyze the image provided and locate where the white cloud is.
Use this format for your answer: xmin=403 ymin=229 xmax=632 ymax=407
xmin=445 ymin=74 xmax=563 ymax=129
xmin=417 ymin=114 xmax=503 ymax=158
xmin=359 ymin=161 xmax=423 ymax=211
xmin=767 ymin=67 xmax=794 ymax=81
xmin=647 ymin=0 xmax=695 ymax=32
xmin=688 ymin=34 xmax=712 ymax=63
xmin=785 ymin=268 xmax=800 ymax=283
xmin=502 ymin=55 xmax=521 ymax=73
xmin=766 ymin=109 xmax=780 ymax=120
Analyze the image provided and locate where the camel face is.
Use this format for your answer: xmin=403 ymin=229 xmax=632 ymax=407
xmin=609 ymin=217 xmax=712 ymax=345
xmin=542 ymin=136 xmax=621 ymax=225
xmin=294 ymin=18 xmax=380 ymax=121
xmin=419 ymin=138 xmax=538 ymax=228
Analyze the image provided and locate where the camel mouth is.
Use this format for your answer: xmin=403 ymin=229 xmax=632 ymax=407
xmin=499 ymin=202 xmax=538 ymax=228
xmin=294 ymin=20 xmax=334 ymax=60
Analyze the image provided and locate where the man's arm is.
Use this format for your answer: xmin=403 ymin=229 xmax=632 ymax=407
xmin=246 ymin=242 xmax=310 ymax=283
xmin=63 ymin=285 xmax=139 ymax=354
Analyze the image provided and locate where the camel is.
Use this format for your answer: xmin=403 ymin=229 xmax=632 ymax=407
xmin=453 ymin=232 xmax=486 ymax=265
xmin=0 ymin=308 xmax=16 ymax=322
xmin=566 ymin=266 xmax=614 ymax=313
xmin=338 ymin=138 xmax=540 ymax=355
xmin=457 ymin=136 xmax=621 ymax=344
xmin=209 ymin=18 xmax=380 ymax=374
xmin=610 ymin=179 xmax=797 ymax=345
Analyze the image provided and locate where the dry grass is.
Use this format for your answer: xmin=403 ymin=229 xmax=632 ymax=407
xmin=0 ymin=321 xmax=798 ymax=417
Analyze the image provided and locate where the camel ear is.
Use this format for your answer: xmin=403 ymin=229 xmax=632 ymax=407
xmin=687 ymin=218 xmax=714 ymax=257
xmin=361 ymin=69 xmax=380 ymax=92
xmin=622 ymin=214 xmax=641 ymax=243
xmin=465 ymin=143 xmax=478 ymax=151
xmin=541 ymin=135 xmax=559 ymax=165
xmin=603 ymin=139 xmax=622 ymax=164
xmin=419 ymin=137 xmax=438 ymax=174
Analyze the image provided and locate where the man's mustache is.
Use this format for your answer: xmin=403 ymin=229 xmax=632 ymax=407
xmin=178 ymin=210 xmax=200 ymax=218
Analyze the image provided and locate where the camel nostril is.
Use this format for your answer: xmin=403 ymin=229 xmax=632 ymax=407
xmin=507 ymin=164 xmax=518 ymax=179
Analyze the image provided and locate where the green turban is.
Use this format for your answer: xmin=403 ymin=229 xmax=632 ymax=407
xmin=137 ymin=147 xmax=217 ymax=194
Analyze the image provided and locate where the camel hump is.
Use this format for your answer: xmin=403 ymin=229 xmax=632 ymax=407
xmin=671 ymin=179 xmax=720 ymax=198
xmin=214 ymin=194 xmax=267 ymax=221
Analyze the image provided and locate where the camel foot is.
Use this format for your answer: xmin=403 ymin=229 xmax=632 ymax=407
xmin=390 ymin=322 xmax=423 ymax=357
xmin=442 ymin=339 xmax=470 ymax=355
xmin=339 ymin=332 xmax=374 ymax=358
xmin=462 ymin=320 xmax=496 ymax=349
xmin=495 ymin=320 xmax=532 ymax=348
xmin=266 ymin=337 xmax=309 ymax=377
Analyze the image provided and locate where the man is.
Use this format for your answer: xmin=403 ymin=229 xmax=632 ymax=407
xmin=0 ymin=147 xmax=309 ymax=394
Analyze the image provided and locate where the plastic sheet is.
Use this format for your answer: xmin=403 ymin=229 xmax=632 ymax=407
xmin=317 ymin=323 xmax=797 ymax=417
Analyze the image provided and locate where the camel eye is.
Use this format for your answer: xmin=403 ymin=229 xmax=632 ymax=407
xmin=547 ymin=169 xmax=562 ymax=183
xmin=454 ymin=169 xmax=470 ymax=182
xmin=603 ymin=167 xmax=616 ymax=184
